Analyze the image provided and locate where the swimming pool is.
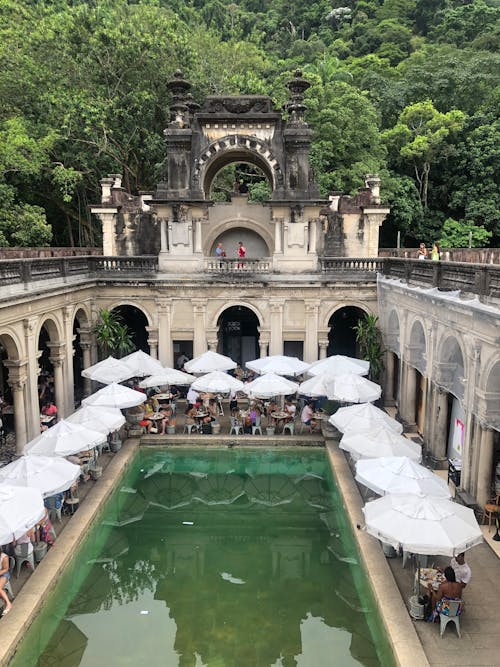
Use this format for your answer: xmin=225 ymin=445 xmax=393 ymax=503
xmin=10 ymin=447 xmax=395 ymax=666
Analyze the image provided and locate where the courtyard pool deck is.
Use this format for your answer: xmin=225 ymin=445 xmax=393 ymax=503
xmin=0 ymin=435 xmax=498 ymax=667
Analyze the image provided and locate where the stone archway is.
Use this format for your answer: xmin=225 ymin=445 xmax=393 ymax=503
xmin=327 ymin=306 xmax=366 ymax=358
xmin=73 ymin=307 xmax=91 ymax=403
xmin=111 ymin=305 xmax=150 ymax=354
xmin=0 ymin=332 xmax=23 ymax=445
xmin=217 ymin=306 xmax=260 ymax=367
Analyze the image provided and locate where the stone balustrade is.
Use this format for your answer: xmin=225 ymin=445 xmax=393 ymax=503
xmin=0 ymin=255 xmax=499 ymax=300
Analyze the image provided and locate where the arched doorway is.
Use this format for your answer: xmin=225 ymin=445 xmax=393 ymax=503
xmin=327 ymin=307 xmax=366 ymax=358
xmin=73 ymin=310 xmax=88 ymax=405
xmin=211 ymin=228 xmax=268 ymax=259
xmin=217 ymin=307 xmax=259 ymax=367
xmin=112 ymin=305 xmax=150 ymax=354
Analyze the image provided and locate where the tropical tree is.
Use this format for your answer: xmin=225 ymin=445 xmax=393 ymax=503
xmin=438 ymin=218 xmax=492 ymax=249
xmin=93 ymin=309 xmax=134 ymax=359
xmin=353 ymin=314 xmax=384 ymax=383
xmin=382 ymin=100 xmax=465 ymax=208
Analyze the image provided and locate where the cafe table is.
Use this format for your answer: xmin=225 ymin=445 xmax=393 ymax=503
xmin=417 ymin=567 xmax=445 ymax=591
xmin=271 ymin=411 xmax=290 ymax=433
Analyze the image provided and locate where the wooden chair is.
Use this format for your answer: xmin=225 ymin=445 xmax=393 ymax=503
xmin=482 ymin=494 xmax=500 ymax=532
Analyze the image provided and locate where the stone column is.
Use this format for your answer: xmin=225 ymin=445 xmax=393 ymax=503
xmin=23 ymin=317 xmax=42 ymax=439
xmin=318 ymin=338 xmax=329 ymax=360
xmin=274 ymin=218 xmax=283 ymax=254
xmin=308 ymin=218 xmax=317 ymax=255
xmin=383 ymin=350 xmax=395 ymax=406
xmin=146 ymin=327 xmax=159 ymax=359
xmin=207 ymin=337 xmax=218 ymax=352
xmin=304 ymin=301 xmax=320 ymax=363
xmin=160 ymin=218 xmax=168 ymax=252
xmin=156 ymin=300 xmax=172 ymax=367
xmin=192 ymin=301 xmax=207 ymax=357
xmin=269 ymin=302 xmax=284 ymax=355
xmin=430 ymin=387 xmax=449 ymax=468
xmin=194 ymin=219 xmax=202 ymax=253
xmin=401 ymin=362 xmax=417 ymax=426
xmin=4 ymin=363 xmax=28 ymax=454
xmin=63 ymin=306 xmax=75 ymax=415
xmin=259 ymin=335 xmax=269 ymax=358
xmin=79 ymin=340 xmax=92 ymax=397
xmin=476 ymin=426 xmax=495 ymax=506
xmin=48 ymin=345 xmax=66 ymax=419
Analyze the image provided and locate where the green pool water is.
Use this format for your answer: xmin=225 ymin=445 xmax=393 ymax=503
xmin=10 ymin=447 xmax=395 ymax=667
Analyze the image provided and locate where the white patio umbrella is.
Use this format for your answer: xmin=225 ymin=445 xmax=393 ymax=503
xmin=191 ymin=371 xmax=244 ymax=394
xmin=307 ymin=355 xmax=369 ymax=377
xmin=355 ymin=457 xmax=451 ymax=498
xmin=139 ymin=368 xmax=195 ymax=389
xmin=24 ymin=420 xmax=106 ymax=457
xmin=82 ymin=382 xmax=146 ymax=409
xmin=0 ymin=485 xmax=45 ymax=545
xmin=327 ymin=373 xmax=382 ymax=404
xmin=339 ymin=426 xmax=421 ymax=462
xmin=363 ymin=493 xmax=483 ymax=557
xmin=246 ymin=355 xmax=310 ymax=377
xmin=81 ymin=356 xmax=132 ymax=384
xmin=298 ymin=373 xmax=333 ymax=398
xmin=120 ymin=350 xmax=164 ymax=378
xmin=0 ymin=455 xmax=80 ymax=497
xmin=329 ymin=402 xmax=403 ymax=434
xmin=184 ymin=351 xmax=237 ymax=374
xmin=242 ymin=373 xmax=299 ymax=399
xmin=66 ymin=405 xmax=126 ymax=435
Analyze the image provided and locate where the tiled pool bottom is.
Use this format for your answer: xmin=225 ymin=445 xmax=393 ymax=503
xmin=10 ymin=448 xmax=395 ymax=667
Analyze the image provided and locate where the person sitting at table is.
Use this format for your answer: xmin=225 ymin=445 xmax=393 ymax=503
xmin=0 ymin=549 xmax=12 ymax=616
xmin=301 ymin=402 xmax=317 ymax=433
xmin=139 ymin=398 xmax=156 ymax=434
xmin=36 ymin=508 xmax=55 ymax=547
xmin=427 ymin=566 xmax=463 ymax=622
xmin=158 ymin=405 xmax=173 ymax=434
xmin=14 ymin=528 xmax=35 ymax=557
xmin=41 ymin=400 xmax=58 ymax=422
xmin=284 ymin=399 xmax=296 ymax=422
xmin=185 ymin=404 xmax=198 ymax=426
xmin=450 ymin=552 xmax=471 ymax=589
xmin=186 ymin=386 xmax=199 ymax=407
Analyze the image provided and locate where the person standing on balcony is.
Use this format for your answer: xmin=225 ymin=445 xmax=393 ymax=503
xmin=215 ymin=243 xmax=226 ymax=258
xmin=417 ymin=243 xmax=428 ymax=260
xmin=237 ymin=241 xmax=246 ymax=269
xmin=431 ymin=242 xmax=440 ymax=261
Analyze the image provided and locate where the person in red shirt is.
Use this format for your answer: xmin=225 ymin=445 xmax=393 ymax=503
xmin=237 ymin=241 xmax=246 ymax=268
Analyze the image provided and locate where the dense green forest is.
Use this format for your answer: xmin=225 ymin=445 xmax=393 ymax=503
xmin=0 ymin=0 xmax=498 ymax=248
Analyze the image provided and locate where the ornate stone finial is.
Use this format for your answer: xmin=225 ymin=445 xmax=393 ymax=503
xmin=167 ymin=70 xmax=192 ymax=128
xmin=285 ymin=69 xmax=311 ymax=126
xmin=365 ymin=174 xmax=381 ymax=204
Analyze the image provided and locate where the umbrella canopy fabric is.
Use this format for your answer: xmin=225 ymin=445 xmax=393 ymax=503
xmin=120 ymin=350 xmax=164 ymax=378
xmin=0 ymin=455 xmax=80 ymax=497
xmin=242 ymin=373 xmax=299 ymax=399
xmin=246 ymin=355 xmax=310 ymax=377
xmin=355 ymin=457 xmax=451 ymax=498
xmin=329 ymin=403 xmax=403 ymax=434
xmin=191 ymin=370 xmax=244 ymax=394
xmin=82 ymin=382 xmax=146 ymax=409
xmin=363 ymin=493 xmax=483 ymax=556
xmin=66 ymin=405 xmax=126 ymax=435
xmin=81 ymin=356 xmax=132 ymax=384
xmin=298 ymin=373 xmax=334 ymax=398
xmin=184 ymin=351 xmax=237 ymax=374
xmin=0 ymin=484 xmax=45 ymax=544
xmin=327 ymin=373 xmax=382 ymax=403
xmin=139 ymin=367 xmax=195 ymax=388
xmin=307 ymin=355 xmax=369 ymax=377
xmin=339 ymin=426 xmax=421 ymax=462
xmin=24 ymin=420 xmax=106 ymax=457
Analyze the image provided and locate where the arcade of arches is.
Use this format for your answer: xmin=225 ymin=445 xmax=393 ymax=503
xmin=0 ymin=275 xmax=499 ymax=510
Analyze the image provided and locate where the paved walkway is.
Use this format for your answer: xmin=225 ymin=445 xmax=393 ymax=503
xmin=387 ymin=542 xmax=500 ymax=667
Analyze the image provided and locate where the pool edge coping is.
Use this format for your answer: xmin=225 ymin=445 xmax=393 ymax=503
xmin=0 ymin=439 xmax=139 ymax=667
xmin=326 ymin=441 xmax=430 ymax=667
xmin=1 ymin=439 xmax=429 ymax=667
